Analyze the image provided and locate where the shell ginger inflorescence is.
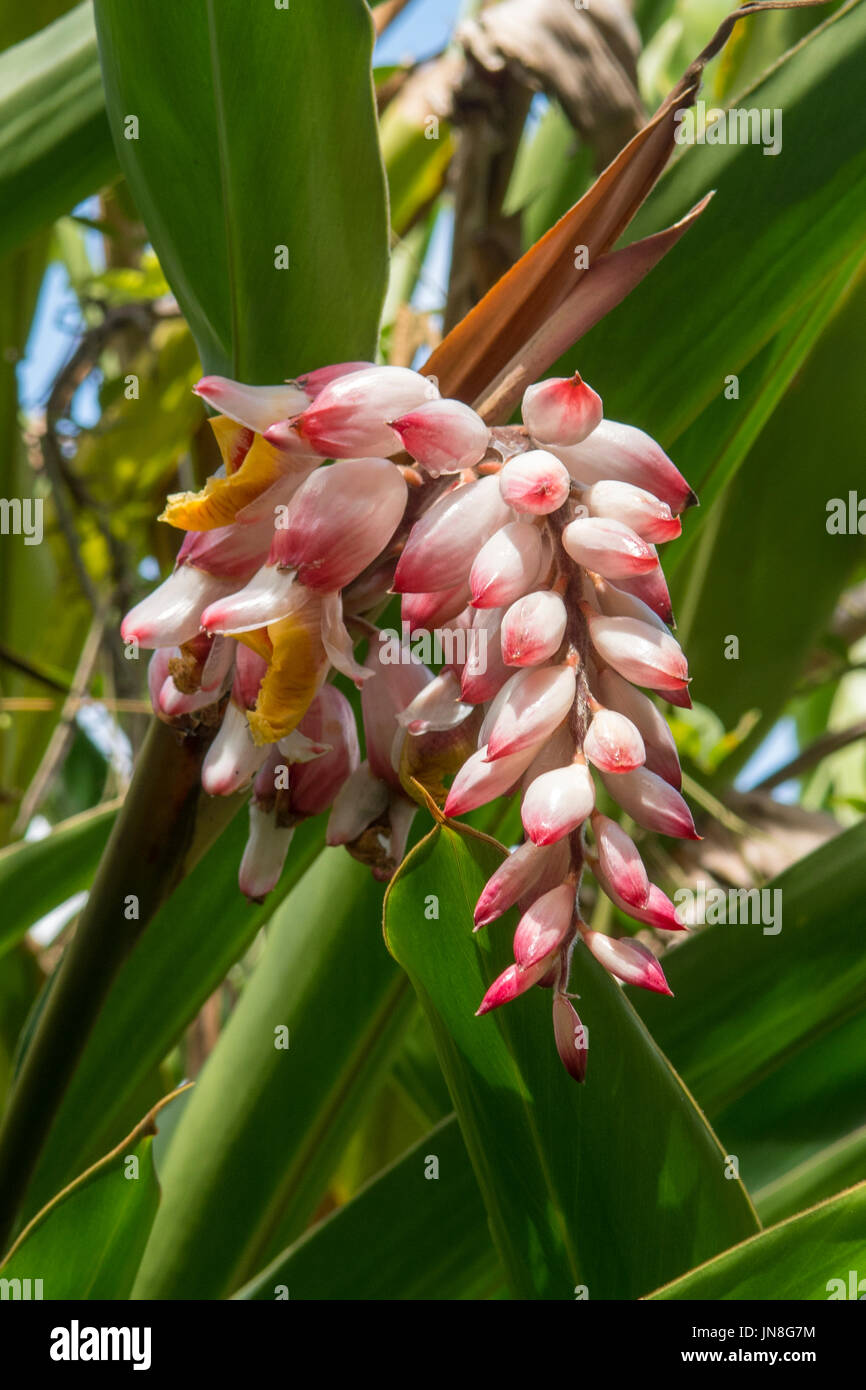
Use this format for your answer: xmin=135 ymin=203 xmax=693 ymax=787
xmin=122 ymin=362 xmax=699 ymax=1081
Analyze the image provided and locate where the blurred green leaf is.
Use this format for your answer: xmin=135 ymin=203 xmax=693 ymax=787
xmin=634 ymin=820 xmax=866 ymax=1116
xmin=21 ymin=810 xmax=325 ymax=1220
xmin=671 ymin=269 xmax=866 ymax=752
xmin=0 ymin=1088 xmax=178 ymax=1298
xmin=385 ymin=823 xmax=758 ymax=1300
xmin=94 ymin=0 xmax=389 ymax=378
xmin=650 ymin=1181 xmax=866 ymax=1300
xmin=755 ymin=1125 xmax=866 ymax=1228
xmin=0 ymin=945 xmax=44 ymax=1106
xmin=577 ymin=0 xmax=866 ymax=449
xmin=235 ymin=1116 xmax=503 ymax=1302
xmin=0 ymin=801 xmax=116 ymax=962
xmin=132 ymin=847 xmax=413 ymax=1299
xmin=0 ymin=3 xmax=116 ymax=259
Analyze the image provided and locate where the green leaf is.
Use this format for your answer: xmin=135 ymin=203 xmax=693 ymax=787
xmin=94 ymin=0 xmax=389 ymax=378
xmin=132 ymin=847 xmax=414 ymax=1299
xmin=0 ymin=1089 xmax=179 ymax=1299
xmin=0 ymin=802 xmax=117 ymax=962
xmin=649 ymin=1181 xmax=866 ymax=1300
xmin=633 ymin=820 xmax=866 ymax=1117
xmin=235 ymin=1116 xmax=504 ymax=1302
xmin=0 ymin=3 xmax=116 ymax=260
xmin=755 ymin=1125 xmax=866 ymax=1228
xmin=577 ymin=0 xmax=866 ymax=451
xmin=385 ymin=823 xmax=758 ymax=1300
xmin=20 ymin=810 xmax=325 ymax=1221
xmin=714 ymin=1008 xmax=866 ymax=1219
xmin=671 ymin=268 xmax=866 ymax=754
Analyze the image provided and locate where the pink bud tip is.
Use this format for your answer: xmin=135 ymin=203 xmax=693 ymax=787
xmin=582 ymin=930 xmax=672 ymax=995
xmin=476 ymin=957 xmax=550 ymax=1015
xmin=521 ymin=373 xmax=603 ymax=447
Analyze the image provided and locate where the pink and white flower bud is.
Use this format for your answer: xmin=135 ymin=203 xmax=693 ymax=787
xmin=583 ymin=480 xmax=681 ymax=544
xmin=201 ymin=701 xmax=269 ymax=795
xmin=552 ymin=419 xmax=696 ymax=514
xmin=613 ymin=563 xmax=674 ymax=626
xmin=401 ymin=582 xmax=471 ymax=634
xmin=193 ymin=376 xmax=310 ymax=434
xmin=592 ymin=576 xmax=670 ymax=633
xmin=390 ymin=398 xmax=489 ymax=475
xmin=121 ymin=566 xmax=236 ymax=649
xmin=521 ymin=762 xmax=595 ymax=845
xmin=238 ymin=803 xmax=294 ymax=902
xmin=444 ymin=743 xmax=538 ymax=818
xmin=521 ymin=373 xmax=603 ymax=446
xmin=469 ymin=521 xmax=544 ymax=609
xmin=481 ymin=665 xmax=576 ymax=761
xmin=498 ymin=450 xmax=571 ymax=515
xmin=280 ymin=366 xmax=439 ymax=458
xmin=513 ymin=884 xmax=575 ymax=968
xmin=175 ymin=514 xmax=280 ymax=583
xmin=362 ymin=641 xmax=432 ymax=788
xmin=320 ymin=591 xmax=373 ymax=686
xmin=552 ymin=993 xmax=587 ymax=1082
xmin=583 ymin=707 xmax=645 ymax=774
xmin=147 ymin=648 xmax=173 ymax=715
xmin=474 ymin=839 xmax=570 ymax=928
xmin=268 ymin=457 xmax=407 ymax=593
xmin=460 ymin=607 xmax=510 ymax=703
xmin=326 ymin=761 xmax=389 ymax=845
xmin=582 ymin=930 xmax=671 ymax=995
xmin=596 ymin=875 xmax=684 ymax=933
xmin=397 ymin=670 xmax=474 ymax=735
xmin=596 ymin=668 xmax=681 ymax=788
xmin=600 ymin=767 xmax=699 ymax=840
xmin=582 ymin=608 xmax=689 ymax=692
xmin=476 ymin=956 xmax=555 ymax=1016
xmin=294 ymin=361 xmax=374 ymax=397
xmin=201 ymin=565 xmax=298 ymax=635
xmin=289 ymin=686 xmax=360 ymax=817
xmin=591 ymin=812 xmax=649 ymax=908
xmin=500 ymin=590 xmax=567 ymax=667
xmin=562 ymin=516 xmax=657 ymax=581
xmin=393 ymin=475 xmax=511 ymax=595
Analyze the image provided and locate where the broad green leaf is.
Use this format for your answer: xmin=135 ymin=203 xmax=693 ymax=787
xmin=670 ymin=269 xmax=866 ymax=755
xmin=0 ymin=3 xmax=116 ymax=260
xmin=650 ymin=1182 xmax=866 ymax=1300
xmin=633 ymin=820 xmax=866 ymax=1117
xmin=94 ymin=0 xmax=389 ymax=378
xmin=132 ymin=848 xmax=413 ymax=1299
xmin=385 ymin=823 xmax=758 ymax=1301
xmin=755 ymin=1125 xmax=866 ymax=1228
xmin=235 ymin=1116 xmax=504 ymax=1302
xmin=714 ymin=1008 xmax=866 ymax=1217
xmin=0 ymin=1089 xmax=179 ymax=1299
xmin=576 ymin=0 xmax=866 ymax=451
xmin=0 ymin=802 xmax=116 ymax=961
xmin=21 ymin=810 xmax=325 ymax=1221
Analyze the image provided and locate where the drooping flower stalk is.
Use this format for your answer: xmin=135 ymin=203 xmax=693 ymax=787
xmin=126 ymin=361 xmax=698 ymax=1080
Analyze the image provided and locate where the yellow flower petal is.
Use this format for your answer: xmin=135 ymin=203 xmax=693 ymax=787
xmin=247 ymin=591 xmax=327 ymax=745
xmin=234 ymin=628 xmax=273 ymax=663
xmin=160 ymin=420 xmax=285 ymax=532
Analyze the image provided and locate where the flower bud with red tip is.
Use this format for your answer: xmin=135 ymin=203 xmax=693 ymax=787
xmin=499 ymin=450 xmax=571 ymax=514
xmin=390 ymin=398 xmax=489 ymax=475
xmin=581 ymin=930 xmax=672 ymax=995
xmin=521 ymin=373 xmax=602 ymax=446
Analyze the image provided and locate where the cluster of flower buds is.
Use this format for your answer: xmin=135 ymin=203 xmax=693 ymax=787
xmin=123 ymin=360 xmax=697 ymax=1079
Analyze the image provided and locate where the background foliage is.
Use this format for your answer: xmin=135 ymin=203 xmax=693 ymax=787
xmin=0 ymin=0 xmax=864 ymax=1300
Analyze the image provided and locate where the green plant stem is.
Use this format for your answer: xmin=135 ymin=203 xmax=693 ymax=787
xmin=0 ymin=717 xmax=233 ymax=1252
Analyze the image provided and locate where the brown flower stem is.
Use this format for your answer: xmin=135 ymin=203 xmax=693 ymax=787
xmin=0 ymin=717 xmax=234 ymax=1252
